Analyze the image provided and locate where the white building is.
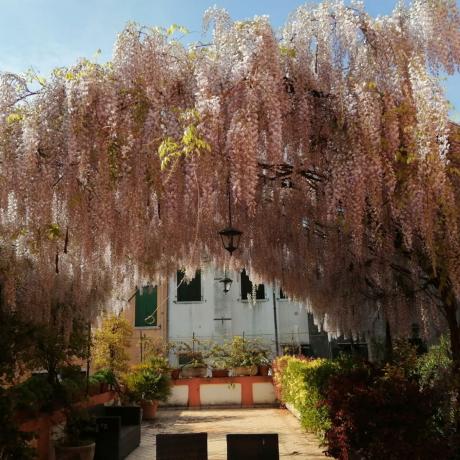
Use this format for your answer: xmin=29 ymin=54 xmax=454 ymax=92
xmin=167 ymin=267 xmax=311 ymax=362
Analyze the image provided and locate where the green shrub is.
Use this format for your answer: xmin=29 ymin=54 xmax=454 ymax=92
xmin=225 ymin=336 xmax=271 ymax=367
xmin=416 ymin=336 xmax=456 ymax=447
xmin=124 ymin=361 xmax=171 ymax=403
xmin=89 ymin=368 xmax=117 ymax=386
xmin=0 ymin=387 xmax=36 ymax=459
xmin=273 ymin=356 xmax=340 ymax=437
xmin=11 ymin=375 xmax=54 ymax=414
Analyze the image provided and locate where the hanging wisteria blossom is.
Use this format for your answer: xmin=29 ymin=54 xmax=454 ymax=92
xmin=1 ymin=1 xmax=460 ymax=357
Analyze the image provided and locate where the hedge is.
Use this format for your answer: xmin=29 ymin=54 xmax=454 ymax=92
xmin=273 ymin=356 xmax=340 ymax=437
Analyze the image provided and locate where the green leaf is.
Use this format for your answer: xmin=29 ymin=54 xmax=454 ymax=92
xmin=166 ymin=23 xmax=189 ymax=36
xmin=279 ymin=46 xmax=296 ymax=58
xmin=46 ymin=223 xmax=61 ymax=240
xmin=6 ymin=112 xmax=23 ymax=124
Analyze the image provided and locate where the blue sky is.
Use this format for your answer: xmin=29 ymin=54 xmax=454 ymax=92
xmin=0 ymin=0 xmax=459 ymax=120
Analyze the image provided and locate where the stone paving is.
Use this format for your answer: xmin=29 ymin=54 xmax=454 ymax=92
xmin=127 ymin=407 xmax=326 ymax=459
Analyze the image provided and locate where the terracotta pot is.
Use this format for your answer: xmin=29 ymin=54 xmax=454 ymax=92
xmin=141 ymin=400 xmax=159 ymax=420
xmin=211 ymin=368 xmax=229 ymax=378
xmin=180 ymin=366 xmax=207 ymax=378
xmin=55 ymin=442 xmax=96 ymax=460
xmin=169 ymin=368 xmax=181 ymax=380
xmin=258 ymin=364 xmax=271 ymax=376
xmin=99 ymin=382 xmax=109 ymax=393
xmin=231 ymin=365 xmax=258 ymax=376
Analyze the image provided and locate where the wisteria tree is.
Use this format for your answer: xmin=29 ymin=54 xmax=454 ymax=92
xmin=1 ymin=0 xmax=460 ymax=374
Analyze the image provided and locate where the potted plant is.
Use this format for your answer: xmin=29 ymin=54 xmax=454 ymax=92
xmin=176 ymin=340 xmax=208 ymax=378
xmin=207 ymin=343 xmax=230 ymax=378
xmin=257 ymin=357 xmax=271 ymax=376
xmin=143 ymin=338 xmax=180 ymax=379
xmin=89 ymin=368 xmax=116 ymax=394
xmin=251 ymin=341 xmax=272 ymax=376
xmin=54 ymin=407 xmax=96 ymax=460
xmin=226 ymin=336 xmax=262 ymax=376
xmin=180 ymin=356 xmax=208 ymax=378
xmin=124 ymin=360 xmax=171 ymax=420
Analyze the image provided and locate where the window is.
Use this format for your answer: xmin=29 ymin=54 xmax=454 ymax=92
xmin=177 ymin=270 xmax=202 ymax=302
xmin=241 ymin=269 xmax=265 ymax=300
xmin=279 ymin=288 xmax=287 ymax=299
xmin=135 ymin=286 xmax=157 ymax=327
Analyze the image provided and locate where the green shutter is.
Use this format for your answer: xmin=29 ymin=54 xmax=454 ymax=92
xmin=177 ymin=270 xmax=201 ymax=302
xmin=135 ymin=286 xmax=157 ymax=327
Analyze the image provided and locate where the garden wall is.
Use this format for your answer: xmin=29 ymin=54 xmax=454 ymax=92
xmin=165 ymin=376 xmax=277 ymax=407
xmin=19 ymin=391 xmax=116 ymax=460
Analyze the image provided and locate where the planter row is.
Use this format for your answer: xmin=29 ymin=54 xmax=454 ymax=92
xmin=171 ymin=364 xmax=271 ymax=379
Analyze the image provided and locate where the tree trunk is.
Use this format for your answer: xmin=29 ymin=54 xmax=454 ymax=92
xmin=384 ymin=320 xmax=393 ymax=363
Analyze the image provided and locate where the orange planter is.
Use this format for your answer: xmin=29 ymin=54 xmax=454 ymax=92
xmin=55 ymin=442 xmax=95 ymax=460
xmin=211 ymin=368 xmax=229 ymax=378
xmin=141 ymin=400 xmax=159 ymax=420
xmin=258 ymin=365 xmax=271 ymax=376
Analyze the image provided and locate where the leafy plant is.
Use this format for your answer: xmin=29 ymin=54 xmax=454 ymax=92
xmin=324 ymin=363 xmax=451 ymax=460
xmin=176 ymin=339 xmax=208 ymax=368
xmin=92 ymin=314 xmax=133 ymax=376
xmin=225 ymin=336 xmax=271 ymax=368
xmin=89 ymin=368 xmax=117 ymax=386
xmin=11 ymin=374 xmax=54 ymax=415
xmin=26 ymin=313 xmax=90 ymax=388
xmin=0 ymin=310 xmax=37 ymax=385
xmin=273 ymin=355 xmax=339 ymax=437
xmin=207 ymin=342 xmax=230 ymax=369
xmin=59 ymin=407 xmax=96 ymax=447
xmin=123 ymin=360 xmax=171 ymax=403
xmin=0 ymin=387 xmax=36 ymax=459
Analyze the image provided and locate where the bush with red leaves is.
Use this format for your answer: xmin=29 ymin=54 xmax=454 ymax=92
xmin=323 ymin=363 xmax=452 ymax=460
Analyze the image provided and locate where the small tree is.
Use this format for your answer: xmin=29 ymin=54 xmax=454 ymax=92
xmin=92 ymin=314 xmax=133 ymax=376
xmin=28 ymin=313 xmax=90 ymax=387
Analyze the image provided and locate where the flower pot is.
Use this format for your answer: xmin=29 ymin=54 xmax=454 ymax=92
xmin=231 ymin=365 xmax=258 ymax=376
xmin=99 ymin=382 xmax=109 ymax=393
xmin=55 ymin=442 xmax=96 ymax=460
xmin=141 ymin=400 xmax=159 ymax=420
xmin=181 ymin=366 xmax=207 ymax=378
xmin=211 ymin=368 xmax=229 ymax=378
xmin=258 ymin=364 xmax=271 ymax=376
xmin=169 ymin=368 xmax=181 ymax=380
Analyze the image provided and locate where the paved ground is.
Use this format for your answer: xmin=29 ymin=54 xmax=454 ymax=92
xmin=127 ymin=407 xmax=326 ymax=459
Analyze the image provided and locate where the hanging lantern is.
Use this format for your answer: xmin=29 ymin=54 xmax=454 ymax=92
xmin=219 ymin=176 xmax=243 ymax=256
xmin=218 ymin=227 xmax=242 ymax=255
xmin=219 ymin=275 xmax=233 ymax=294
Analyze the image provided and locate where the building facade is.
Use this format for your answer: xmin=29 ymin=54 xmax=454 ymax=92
xmin=120 ymin=282 xmax=168 ymax=365
xmin=167 ymin=267 xmax=311 ymax=364
xmin=121 ymin=267 xmax=368 ymax=365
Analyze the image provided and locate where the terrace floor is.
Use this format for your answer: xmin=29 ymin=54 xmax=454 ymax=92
xmin=127 ymin=407 xmax=326 ymax=459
